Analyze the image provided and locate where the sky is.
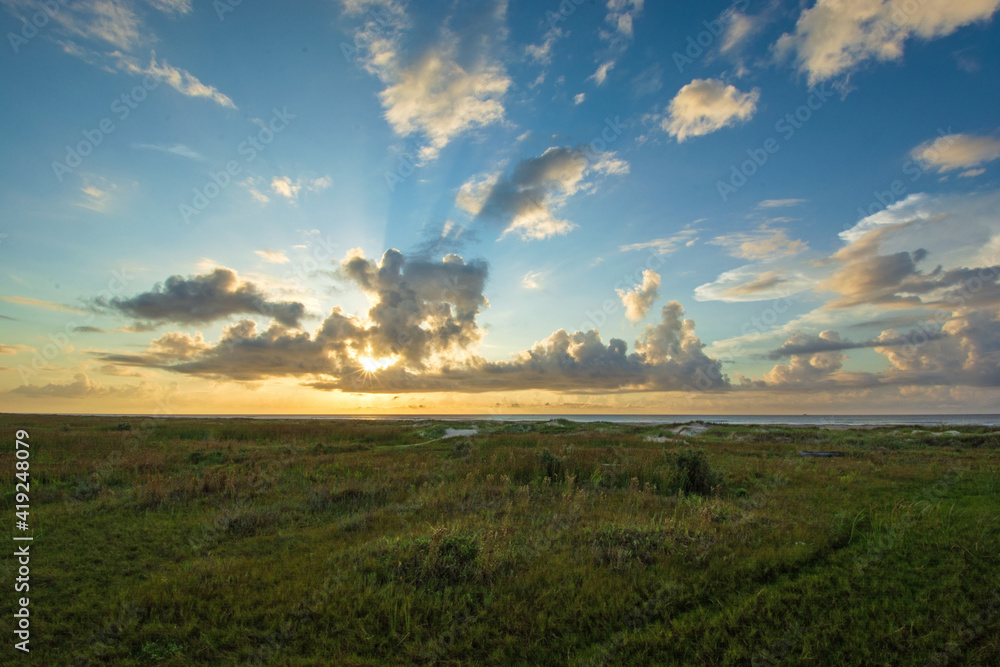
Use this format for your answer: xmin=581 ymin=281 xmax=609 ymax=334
xmin=1 ymin=0 xmax=1000 ymax=416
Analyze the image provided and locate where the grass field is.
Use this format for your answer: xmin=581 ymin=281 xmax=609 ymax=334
xmin=2 ymin=414 xmax=998 ymax=665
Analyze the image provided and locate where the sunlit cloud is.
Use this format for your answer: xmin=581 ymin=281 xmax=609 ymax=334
xmin=911 ymin=132 xmax=1000 ymax=172
xmin=775 ymin=0 xmax=1000 ymax=86
xmin=661 ymin=78 xmax=759 ymax=141
xmin=255 ymin=250 xmax=290 ymax=264
xmin=617 ymin=270 xmax=661 ymax=323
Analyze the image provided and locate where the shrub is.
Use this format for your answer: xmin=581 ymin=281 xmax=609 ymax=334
xmin=538 ymin=448 xmax=564 ymax=480
xmin=450 ymin=439 xmax=472 ymax=460
xmin=671 ymin=448 xmax=720 ymax=495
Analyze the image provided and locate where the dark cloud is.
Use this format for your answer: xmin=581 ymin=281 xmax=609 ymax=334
xmin=92 ymin=267 xmax=306 ymax=328
xmin=340 ymin=250 xmax=489 ymax=368
xmin=10 ymin=373 xmax=148 ymax=399
xmin=767 ymin=328 xmax=946 ymax=359
xmin=760 ymin=311 xmax=1000 ymax=390
xmin=93 ymin=250 xmax=728 ymax=395
xmin=73 ymin=326 xmax=106 ymax=333
xmin=458 ymin=146 xmax=627 ymax=240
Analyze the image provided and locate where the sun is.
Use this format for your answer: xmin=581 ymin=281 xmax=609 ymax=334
xmin=358 ymin=355 xmax=396 ymax=374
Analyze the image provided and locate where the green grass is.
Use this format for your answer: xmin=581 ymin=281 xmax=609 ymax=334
xmin=1 ymin=415 xmax=998 ymax=665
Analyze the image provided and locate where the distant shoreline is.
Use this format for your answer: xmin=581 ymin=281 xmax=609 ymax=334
xmin=4 ymin=413 xmax=999 ymax=427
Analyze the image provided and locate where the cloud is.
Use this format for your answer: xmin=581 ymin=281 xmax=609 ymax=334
xmin=721 ymin=11 xmax=761 ymax=54
xmin=617 ymin=270 xmax=660 ymax=323
xmin=574 ymin=93 xmax=586 ymax=105
xmin=0 ymin=0 xmax=144 ymax=50
xmin=526 ymin=26 xmax=563 ymax=64
xmin=94 ymin=251 xmax=728 ymax=394
xmin=268 ymin=176 xmax=330 ymax=202
xmin=132 ymin=143 xmax=205 ymax=160
xmin=522 ymin=271 xmax=543 ymax=290
xmin=709 ymin=225 xmax=809 ymax=260
xmin=775 ymin=0 xmax=1000 ymax=86
xmin=347 ymin=0 xmax=511 ymax=162
xmin=620 ymin=228 xmax=699 ymax=255
xmin=603 ymin=0 xmax=644 ymax=42
xmin=759 ymin=311 xmax=1000 ymax=390
xmin=96 ymin=363 xmax=145 ymax=377
xmin=758 ymin=198 xmax=806 ymax=209
xmin=911 ymin=133 xmax=1000 ymax=172
xmin=763 ymin=330 xmax=847 ymax=386
xmin=240 ymin=177 xmax=270 ymax=204
xmin=0 ymin=296 xmax=87 ymax=313
xmin=10 ymin=373 xmax=148 ymax=399
xmin=662 ymin=78 xmax=759 ymax=141
xmin=271 ymin=176 xmax=302 ymax=201
xmin=310 ymin=176 xmax=333 ymax=191
xmin=457 ymin=146 xmax=629 ymax=241
xmin=767 ymin=328 xmax=945 ymax=359
xmin=2 ymin=0 xmax=234 ymax=111
xmin=694 ymin=266 xmax=817 ymax=302
xmin=310 ymin=302 xmax=728 ymax=394
xmin=819 ymin=234 xmax=930 ymax=310
xmin=144 ymin=0 xmax=191 ymax=14
xmin=0 ymin=344 xmax=32 ymax=354
xmin=825 ymin=191 xmax=1000 ymax=309
xmin=75 ymin=173 xmax=118 ymax=212
xmin=588 ymin=60 xmax=616 ymax=85
xmin=92 ymin=267 xmax=307 ymax=328
xmin=114 ymin=51 xmax=236 ymax=108
xmin=255 ymin=250 xmax=290 ymax=264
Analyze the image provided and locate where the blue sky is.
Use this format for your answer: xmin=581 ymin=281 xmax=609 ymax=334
xmin=2 ymin=0 xmax=1000 ymax=414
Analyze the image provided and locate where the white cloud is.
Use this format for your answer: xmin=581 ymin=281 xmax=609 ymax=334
xmin=240 ymin=177 xmax=270 ymax=204
xmin=347 ymin=2 xmax=511 ymax=162
xmin=522 ymin=271 xmax=543 ymax=290
xmin=603 ymin=0 xmax=644 ymax=43
xmin=709 ymin=225 xmax=809 ymax=261
xmin=721 ymin=11 xmax=759 ymax=54
xmin=144 ymin=0 xmax=191 ymax=15
xmin=310 ymin=176 xmax=333 ymax=191
xmin=775 ymin=0 xmax=1000 ymax=86
xmin=662 ymin=78 xmax=759 ymax=141
xmin=758 ymin=198 xmax=806 ymax=208
xmin=1 ymin=0 xmax=147 ymax=50
xmin=380 ymin=50 xmax=510 ymax=162
xmin=617 ymin=269 xmax=661 ymax=323
xmin=75 ymin=173 xmax=117 ymax=212
xmin=264 ymin=175 xmax=331 ymax=203
xmin=588 ymin=60 xmax=616 ymax=85
xmin=527 ymin=27 xmax=563 ymax=64
xmin=271 ymin=176 xmax=302 ymax=201
xmin=574 ymin=93 xmax=586 ymax=105
xmin=694 ymin=266 xmax=817 ymax=303
xmin=255 ymin=250 xmax=289 ymax=264
xmin=131 ymin=143 xmax=205 ymax=160
xmin=619 ymin=228 xmax=698 ymax=255
xmin=114 ymin=51 xmax=236 ymax=108
xmin=911 ymin=133 xmax=1000 ymax=172
xmin=3 ymin=1 xmax=236 ymax=108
